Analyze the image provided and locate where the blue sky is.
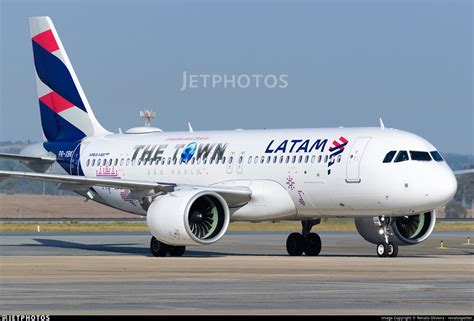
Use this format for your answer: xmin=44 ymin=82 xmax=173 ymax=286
xmin=0 ymin=0 xmax=472 ymax=154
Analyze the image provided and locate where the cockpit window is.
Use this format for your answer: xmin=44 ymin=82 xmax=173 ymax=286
xmin=383 ymin=151 xmax=396 ymax=163
xmin=410 ymin=151 xmax=432 ymax=161
xmin=430 ymin=151 xmax=444 ymax=162
xmin=394 ymin=150 xmax=409 ymax=163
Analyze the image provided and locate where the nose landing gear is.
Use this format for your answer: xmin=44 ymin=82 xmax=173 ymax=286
xmin=286 ymin=219 xmax=322 ymax=256
xmin=376 ymin=216 xmax=398 ymax=258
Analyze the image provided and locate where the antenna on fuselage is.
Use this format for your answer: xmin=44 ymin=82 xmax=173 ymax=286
xmin=188 ymin=122 xmax=194 ymax=133
xmin=140 ymin=110 xmax=156 ymax=127
xmin=379 ymin=118 xmax=385 ymax=130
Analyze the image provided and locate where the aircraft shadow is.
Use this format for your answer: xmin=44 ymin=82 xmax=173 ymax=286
xmin=23 ymin=238 xmax=240 ymax=257
xmin=3 ymin=238 xmax=471 ymax=258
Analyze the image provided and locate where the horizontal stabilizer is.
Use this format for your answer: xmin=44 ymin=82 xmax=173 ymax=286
xmin=0 ymin=153 xmax=56 ymax=163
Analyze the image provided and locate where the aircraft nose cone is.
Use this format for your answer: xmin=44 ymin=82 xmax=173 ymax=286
xmin=432 ymin=168 xmax=457 ymax=205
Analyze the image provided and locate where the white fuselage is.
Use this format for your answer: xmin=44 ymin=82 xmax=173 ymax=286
xmin=67 ymin=127 xmax=456 ymax=221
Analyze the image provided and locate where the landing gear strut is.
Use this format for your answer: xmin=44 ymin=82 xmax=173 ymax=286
xmin=376 ymin=216 xmax=398 ymax=258
xmin=286 ymin=219 xmax=322 ymax=256
xmin=150 ymin=236 xmax=186 ymax=257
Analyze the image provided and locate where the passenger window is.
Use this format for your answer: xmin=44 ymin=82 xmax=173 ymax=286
xmin=318 ymin=155 xmax=322 ymax=163
xmin=430 ymin=151 xmax=443 ymax=162
xmin=229 ymin=156 xmax=233 ymax=164
xmin=324 ymin=155 xmax=328 ymax=163
xmin=254 ymin=156 xmax=258 ymax=164
xmin=311 ymin=155 xmax=315 ymax=163
xmin=394 ymin=151 xmax=409 ymax=163
xmin=273 ymin=156 xmax=277 ymax=163
xmin=383 ymin=151 xmax=397 ymax=163
xmin=91 ymin=159 xmax=95 ymax=166
xmin=337 ymin=155 xmax=341 ymax=163
xmin=286 ymin=156 xmax=290 ymax=163
xmin=280 ymin=156 xmax=284 ymax=163
xmin=86 ymin=159 xmax=90 ymax=167
xmin=126 ymin=159 xmax=130 ymax=166
xmin=410 ymin=151 xmax=432 ymax=161
xmin=260 ymin=156 xmax=264 ymax=164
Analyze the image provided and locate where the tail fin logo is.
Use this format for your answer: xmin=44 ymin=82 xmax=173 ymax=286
xmin=29 ymin=17 xmax=107 ymax=142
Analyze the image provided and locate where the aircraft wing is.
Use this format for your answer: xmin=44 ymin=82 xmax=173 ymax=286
xmin=0 ymin=170 xmax=252 ymax=206
xmin=454 ymin=169 xmax=474 ymax=176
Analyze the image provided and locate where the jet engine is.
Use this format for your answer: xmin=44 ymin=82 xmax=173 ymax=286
xmin=146 ymin=189 xmax=230 ymax=246
xmin=355 ymin=211 xmax=436 ymax=245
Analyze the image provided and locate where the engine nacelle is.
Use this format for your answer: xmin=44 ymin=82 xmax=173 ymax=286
xmin=147 ymin=189 xmax=230 ymax=246
xmin=355 ymin=211 xmax=436 ymax=245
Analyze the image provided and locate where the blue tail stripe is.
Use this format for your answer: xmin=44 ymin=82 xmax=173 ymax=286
xmin=39 ymin=101 xmax=59 ymax=140
xmin=39 ymin=101 xmax=86 ymax=141
xmin=32 ymin=41 xmax=87 ymax=113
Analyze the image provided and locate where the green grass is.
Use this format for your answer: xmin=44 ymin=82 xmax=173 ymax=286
xmin=0 ymin=219 xmax=472 ymax=233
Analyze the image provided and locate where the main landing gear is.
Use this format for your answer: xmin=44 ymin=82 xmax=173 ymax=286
xmin=376 ymin=216 xmax=398 ymax=258
xmin=150 ymin=236 xmax=186 ymax=257
xmin=286 ymin=219 xmax=322 ymax=256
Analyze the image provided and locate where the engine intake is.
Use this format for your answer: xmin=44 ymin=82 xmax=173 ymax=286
xmin=147 ymin=189 xmax=230 ymax=246
xmin=355 ymin=211 xmax=436 ymax=246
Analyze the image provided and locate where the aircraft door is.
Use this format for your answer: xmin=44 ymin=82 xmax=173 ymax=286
xmin=345 ymin=137 xmax=371 ymax=183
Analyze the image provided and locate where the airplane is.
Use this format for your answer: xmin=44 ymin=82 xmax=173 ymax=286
xmin=1 ymin=16 xmax=471 ymax=258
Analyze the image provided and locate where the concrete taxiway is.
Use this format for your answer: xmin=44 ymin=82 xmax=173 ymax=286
xmin=1 ymin=231 xmax=473 ymax=314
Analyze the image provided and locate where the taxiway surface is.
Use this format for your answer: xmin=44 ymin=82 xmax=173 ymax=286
xmin=1 ymin=231 xmax=473 ymax=314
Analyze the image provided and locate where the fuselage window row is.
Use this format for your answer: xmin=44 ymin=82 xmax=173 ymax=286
xmin=84 ymin=153 xmax=343 ymax=168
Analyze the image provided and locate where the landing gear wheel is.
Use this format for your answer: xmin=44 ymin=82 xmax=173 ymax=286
xmin=150 ymin=236 xmax=169 ymax=257
xmin=304 ymin=233 xmax=321 ymax=256
xmin=286 ymin=233 xmax=306 ymax=256
xmin=388 ymin=243 xmax=398 ymax=258
xmin=377 ymin=243 xmax=389 ymax=257
xmin=169 ymin=246 xmax=186 ymax=257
